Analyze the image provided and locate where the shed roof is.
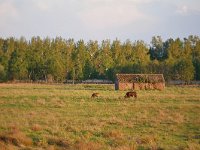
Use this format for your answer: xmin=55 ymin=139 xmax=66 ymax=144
xmin=116 ymin=74 xmax=165 ymax=83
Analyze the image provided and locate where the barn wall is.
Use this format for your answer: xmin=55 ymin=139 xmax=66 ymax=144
xmin=133 ymin=83 xmax=165 ymax=90
xmin=115 ymin=74 xmax=165 ymax=91
xmin=154 ymin=83 xmax=165 ymax=90
xmin=116 ymin=82 xmax=165 ymax=90
xmin=118 ymin=83 xmax=133 ymax=90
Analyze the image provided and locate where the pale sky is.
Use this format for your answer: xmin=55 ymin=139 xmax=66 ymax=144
xmin=0 ymin=0 xmax=200 ymax=43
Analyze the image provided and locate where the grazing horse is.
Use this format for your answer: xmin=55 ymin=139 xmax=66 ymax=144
xmin=124 ymin=91 xmax=137 ymax=98
xmin=91 ymin=93 xmax=100 ymax=98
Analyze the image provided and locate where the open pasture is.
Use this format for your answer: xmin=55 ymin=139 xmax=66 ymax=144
xmin=0 ymin=84 xmax=200 ymax=150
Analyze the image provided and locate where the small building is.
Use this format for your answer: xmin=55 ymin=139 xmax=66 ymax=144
xmin=115 ymin=74 xmax=165 ymax=90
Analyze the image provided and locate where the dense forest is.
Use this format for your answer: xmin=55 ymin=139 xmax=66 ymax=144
xmin=0 ymin=35 xmax=200 ymax=83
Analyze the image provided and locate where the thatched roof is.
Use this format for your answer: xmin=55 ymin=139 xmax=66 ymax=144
xmin=116 ymin=74 xmax=165 ymax=83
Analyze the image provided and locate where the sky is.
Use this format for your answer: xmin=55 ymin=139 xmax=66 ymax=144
xmin=0 ymin=0 xmax=200 ymax=43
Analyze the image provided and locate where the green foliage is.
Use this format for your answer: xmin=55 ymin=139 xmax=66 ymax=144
xmin=98 ymin=40 xmax=114 ymax=77
xmin=0 ymin=64 xmax=6 ymax=82
xmin=191 ymin=36 xmax=200 ymax=80
xmin=133 ymin=40 xmax=150 ymax=65
xmin=193 ymin=58 xmax=200 ymax=80
xmin=111 ymin=39 xmax=126 ymax=67
xmin=149 ymin=36 xmax=165 ymax=60
xmin=0 ymin=35 xmax=199 ymax=82
xmin=8 ymin=50 xmax=28 ymax=80
xmin=173 ymin=58 xmax=195 ymax=82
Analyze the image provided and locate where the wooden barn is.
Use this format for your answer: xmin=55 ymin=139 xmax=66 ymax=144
xmin=115 ymin=74 xmax=165 ymax=91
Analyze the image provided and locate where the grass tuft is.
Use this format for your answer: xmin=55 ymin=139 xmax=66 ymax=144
xmin=74 ymin=140 xmax=102 ymax=150
xmin=31 ymin=124 xmax=42 ymax=131
xmin=47 ymin=137 xmax=70 ymax=148
xmin=0 ymin=128 xmax=32 ymax=147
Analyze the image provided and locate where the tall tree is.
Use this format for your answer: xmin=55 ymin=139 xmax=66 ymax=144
xmin=72 ymin=40 xmax=86 ymax=80
xmin=122 ymin=40 xmax=134 ymax=65
xmin=97 ymin=40 xmax=114 ymax=78
xmin=0 ymin=64 xmax=6 ymax=82
xmin=64 ymin=39 xmax=75 ymax=80
xmin=0 ymin=38 xmax=6 ymax=81
xmin=27 ymin=36 xmax=45 ymax=81
xmin=190 ymin=36 xmax=200 ymax=80
xmin=8 ymin=37 xmax=28 ymax=80
xmin=149 ymin=36 xmax=166 ymax=60
xmin=84 ymin=40 xmax=99 ymax=79
xmin=47 ymin=37 xmax=66 ymax=82
xmin=133 ymin=40 xmax=150 ymax=66
xmin=111 ymin=39 xmax=126 ymax=67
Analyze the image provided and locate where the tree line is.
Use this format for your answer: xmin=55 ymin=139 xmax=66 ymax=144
xmin=0 ymin=35 xmax=200 ymax=83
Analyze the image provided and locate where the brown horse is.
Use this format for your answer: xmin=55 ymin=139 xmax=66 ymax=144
xmin=91 ymin=93 xmax=100 ymax=98
xmin=124 ymin=91 xmax=137 ymax=98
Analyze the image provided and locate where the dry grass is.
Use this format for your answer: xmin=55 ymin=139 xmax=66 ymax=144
xmin=47 ymin=137 xmax=70 ymax=148
xmin=104 ymin=130 xmax=124 ymax=140
xmin=0 ymin=83 xmax=200 ymax=149
xmin=31 ymin=124 xmax=43 ymax=131
xmin=74 ymin=141 xmax=102 ymax=150
xmin=0 ymin=127 xmax=32 ymax=148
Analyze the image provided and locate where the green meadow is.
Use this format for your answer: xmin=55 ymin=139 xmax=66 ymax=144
xmin=0 ymin=84 xmax=199 ymax=150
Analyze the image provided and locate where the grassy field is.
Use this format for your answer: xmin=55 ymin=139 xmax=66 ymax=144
xmin=0 ymin=83 xmax=199 ymax=150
